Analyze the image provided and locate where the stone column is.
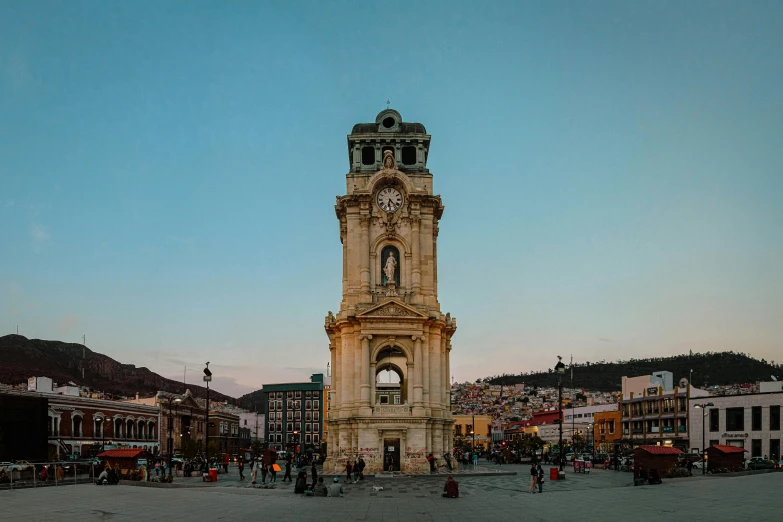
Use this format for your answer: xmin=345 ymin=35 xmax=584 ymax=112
xmin=370 ymin=362 xmax=377 ymax=408
xmin=406 ymin=362 xmax=414 ymax=406
xmin=359 ymin=216 xmax=371 ymax=293
xmin=440 ymin=337 xmax=447 ymax=417
xmin=360 ymin=335 xmax=372 ymax=415
xmin=433 ymin=423 xmax=444 ymax=456
xmin=330 ymin=342 xmax=338 ymax=413
xmin=422 ymin=332 xmax=430 ymax=416
xmin=353 ymin=331 xmax=361 ymax=413
xmin=412 ymin=336 xmax=425 ymax=416
xmin=429 ymin=329 xmax=442 ymax=416
xmin=341 ymin=222 xmax=347 ymax=296
xmin=411 ymin=214 xmax=421 ymax=301
xmin=340 ymin=327 xmax=353 ymax=418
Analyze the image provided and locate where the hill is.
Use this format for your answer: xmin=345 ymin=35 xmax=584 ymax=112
xmin=0 ymin=334 xmax=236 ymax=403
xmin=485 ymin=352 xmax=783 ymax=392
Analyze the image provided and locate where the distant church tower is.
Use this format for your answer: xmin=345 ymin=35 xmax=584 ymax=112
xmin=323 ymin=109 xmax=456 ymax=473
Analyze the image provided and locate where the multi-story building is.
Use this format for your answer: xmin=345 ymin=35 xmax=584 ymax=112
xmin=208 ymin=410 xmax=241 ymax=455
xmin=562 ymin=404 xmax=619 ymax=441
xmin=237 ymin=411 xmax=265 ymax=443
xmin=593 ymin=410 xmax=622 ymax=453
xmin=264 ymin=374 xmax=325 ymax=451
xmin=322 ymin=383 xmax=330 ymax=448
xmin=123 ymin=389 xmax=207 ymax=455
xmin=620 ymin=371 xmax=709 ymax=451
xmin=689 ymin=384 xmax=782 ymax=461
xmin=453 ymin=414 xmax=492 ymax=451
xmin=2 ymin=380 xmax=161 ymax=459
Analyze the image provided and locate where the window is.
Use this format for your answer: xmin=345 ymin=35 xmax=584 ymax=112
xmin=287 ymin=400 xmax=294 ymax=409
xmin=709 ymin=409 xmax=719 ymax=432
xmin=771 ymin=406 xmax=781 ymax=431
xmin=306 ymin=401 xmax=312 ymax=410
xmin=752 ymin=406 xmax=762 ymax=431
xmin=726 ymin=408 xmax=744 ymax=431
xmin=306 ymin=412 xmax=311 ymax=422
xmin=751 ymin=439 xmax=762 ymax=458
xmin=771 ymin=439 xmax=780 ymax=461
xmin=402 ymin=146 xmax=416 ymax=165
xmin=295 ymin=401 xmax=301 ymax=410
xmin=276 ymin=434 xmax=282 ymax=443
xmin=287 ymin=391 xmax=293 ymax=399
xmin=394 ymin=395 xmax=401 ymax=405
xmin=295 ymin=391 xmax=301 ymax=399
xmin=244 ymin=420 xmax=247 ymax=426
xmin=314 ymin=400 xmax=319 ymax=409
xmin=380 ymin=395 xmax=389 ymax=404
xmin=295 ymin=411 xmax=301 ymax=420
xmin=327 ymin=392 xmax=331 ymax=400
xmin=314 ymin=412 xmax=319 ymax=421
xmin=306 ymin=391 xmax=312 ymax=398
xmin=313 ymin=424 xmax=318 ymax=433
xmin=362 ymin=146 xmax=375 ymax=165
xmin=295 ymin=422 xmax=301 ymax=431
xmin=286 ymin=423 xmax=293 ymax=432
xmin=608 ymin=420 xmax=615 ymax=435
xmin=287 ymin=411 xmax=293 ymax=421
xmin=709 ymin=439 xmax=719 ymax=448
xmin=305 ymin=423 xmax=311 ymax=433
xmin=305 ymin=434 xmax=311 ymax=444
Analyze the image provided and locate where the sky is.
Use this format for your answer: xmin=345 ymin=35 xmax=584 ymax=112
xmin=1 ymin=1 xmax=782 ymax=398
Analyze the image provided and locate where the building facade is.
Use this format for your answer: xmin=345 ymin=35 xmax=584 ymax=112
xmin=123 ymin=390 xmax=207 ymax=456
xmin=689 ymin=389 xmax=782 ymax=461
xmin=593 ymin=410 xmax=622 ymax=452
xmin=208 ymin=410 xmax=241 ymax=455
xmin=237 ymin=411 xmax=265 ymax=443
xmin=263 ymin=374 xmax=325 ymax=452
xmin=324 ymin=109 xmax=456 ymax=473
xmin=620 ymin=372 xmax=709 ymax=450
xmin=453 ymin=415 xmax=492 ymax=451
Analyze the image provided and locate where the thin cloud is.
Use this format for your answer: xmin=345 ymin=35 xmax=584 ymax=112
xmin=30 ymin=222 xmax=49 ymax=245
xmin=597 ymin=337 xmax=613 ymax=343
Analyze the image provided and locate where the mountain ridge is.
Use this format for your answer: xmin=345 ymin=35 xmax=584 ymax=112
xmin=0 ymin=334 xmax=236 ymax=403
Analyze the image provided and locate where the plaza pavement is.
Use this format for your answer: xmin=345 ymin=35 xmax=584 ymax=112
xmin=2 ymin=465 xmax=780 ymax=521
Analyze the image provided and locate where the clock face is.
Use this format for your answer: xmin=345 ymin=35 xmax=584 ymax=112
xmin=377 ymin=187 xmax=402 ymax=213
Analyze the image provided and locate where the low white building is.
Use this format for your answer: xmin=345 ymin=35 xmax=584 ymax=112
xmin=562 ymin=404 xmax=619 ymax=440
xmin=237 ymin=411 xmax=265 ymax=442
xmin=689 ymin=385 xmax=782 ymax=461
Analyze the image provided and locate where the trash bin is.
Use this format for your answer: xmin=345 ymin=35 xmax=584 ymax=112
xmin=209 ymin=468 xmax=218 ymax=482
xmin=549 ymin=467 xmax=559 ymax=481
xmin=558 ymin=470 xmax=566 ymax=480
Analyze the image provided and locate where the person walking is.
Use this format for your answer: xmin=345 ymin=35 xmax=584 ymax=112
xmin=346 ymin=460 xmax=353 ymax=481
xmin=261 ymin=462 xmax=268 ymax=484
xmin=528 ymin=463 xmax=538 ymax=493
xmin=238 ymin=458 xmax=245 ymax=481
xmin=472 ymin=452 xmax=479 ymax=471
xmin=269 ymin=462 xmax=277 ymax=483
xmin=358 ymin=457 xmax=366 ymax=480
xmin=352 ymin=459 xmax=360 ymax=483
xmin=536 ymin=463 xmax=544 ymax=493
xmin=251 ymin=458 xmax=258 ymax=484
xmin=311 ymin=461 xmax=318 ymax=488
xmin=283 ymin=458 xmax=293 ymax=482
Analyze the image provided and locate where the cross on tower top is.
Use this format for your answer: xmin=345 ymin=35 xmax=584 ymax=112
xmin=386 ymin=99 xmax=390 ymax=109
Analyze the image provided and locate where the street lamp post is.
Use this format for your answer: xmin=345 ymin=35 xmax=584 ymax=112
xmin=157 ymin=392 xmax=182 ymax=480
xmin=555 ymin=356 xmax=566 ymax=471
xmin=204 ymin=363 xmax=212 ymax=470
xmin=694 ymin=402 xmax=714 ymax=475
xmin=472 ymin=414 xmax=476 ymax=456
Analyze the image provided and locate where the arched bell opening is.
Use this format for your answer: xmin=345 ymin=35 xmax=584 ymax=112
xmin=375 ymin=346 xmax=408 ymax=405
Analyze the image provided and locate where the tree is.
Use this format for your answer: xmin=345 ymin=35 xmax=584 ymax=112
xmin=250 ymin=439 xmax=263 ymax=458
xmin=571 ymin=432 xmax=585 ymax=453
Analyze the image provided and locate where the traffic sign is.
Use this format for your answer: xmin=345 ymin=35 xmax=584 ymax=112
xmin=203 ymin=375 xmax=212 ymax=382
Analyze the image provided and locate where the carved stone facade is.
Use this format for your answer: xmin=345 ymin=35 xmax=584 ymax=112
xmin=324 ymin=110 xmax=456 ymax=473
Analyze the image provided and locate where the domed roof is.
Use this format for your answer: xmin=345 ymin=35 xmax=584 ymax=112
xmin=350 ymin=109 xmax=427 ymax=135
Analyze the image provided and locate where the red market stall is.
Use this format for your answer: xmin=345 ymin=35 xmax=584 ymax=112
xmin=705 ymin=445 xmax=747 ymax=472
xmin=632 ymin=445 xmax=682 ymax=481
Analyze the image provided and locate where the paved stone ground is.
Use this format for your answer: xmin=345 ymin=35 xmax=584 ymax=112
xmin=2 ymin=466 xmax=780 ymax=521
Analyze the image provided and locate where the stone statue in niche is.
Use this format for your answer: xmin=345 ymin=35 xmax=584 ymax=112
xmin=384 ymin=251 xmax=397 ymax=283
xmin=383 ymin=150 xmax=395 ymax=170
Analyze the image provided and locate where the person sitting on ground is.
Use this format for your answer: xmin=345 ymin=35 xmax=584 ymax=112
xmin=96 ymin=468 xmax=110 ymax=484
xmin=294 ymin=470 xmax=308 ymax=494
xmin=442 ymin=475 xmax=459 ymax=498
xmin=648 ymin=468 xmax=662 ymax=485
xmin=313 ymin=476 xmax=328 ymax=497
xmin=328 ymin=477 xmax=344 ymax=497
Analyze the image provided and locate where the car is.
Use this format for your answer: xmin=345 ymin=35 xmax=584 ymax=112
xmin=747 ymin=457 xmax=775 ymax=470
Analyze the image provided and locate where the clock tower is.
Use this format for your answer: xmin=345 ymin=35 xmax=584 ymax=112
xmin=323 ymin=109 xmax=456 ymax=473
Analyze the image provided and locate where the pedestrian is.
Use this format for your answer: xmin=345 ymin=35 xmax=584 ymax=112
xmin=536 ymin=464 xmax=544 ymax=493
xmin=238 ymin=458 xmax=245 ymax=480
xmin=155 ymin=461 xmax=160 ymax=478
xmin=283 ymin=458 xmax=293 ymax=482
xmin=358 ymin=457 xmax=366 ymax=480
xmin=261 ymin=462 xmax=268 ymax=484
xmin=311 ymin=460 xmax=318 ymax=487
xmin=346 ymin=460 xmax=353 ymax=481
xmin=269 ymin=462 xmax=277 ymax=482
xmin=251 ymin=458 xmax=258 ymax=484
xmin=472 ymin=452 xmax=478 ymax=470
xmin=353 ymin=460 xmax=360 ymax=483
xmin=428 ymin=453 xmax=436 ymax=473
xmin=528 ymin=463 xmax=537 ymax=494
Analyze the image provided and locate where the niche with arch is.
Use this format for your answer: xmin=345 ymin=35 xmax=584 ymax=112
xmin=380 ymin=245 xmax=401 ymax=286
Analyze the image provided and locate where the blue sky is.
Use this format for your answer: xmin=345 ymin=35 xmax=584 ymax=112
xmin=2 ymin=1 xmax=781 ymax=397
